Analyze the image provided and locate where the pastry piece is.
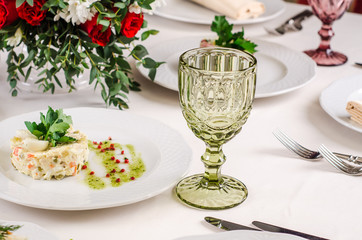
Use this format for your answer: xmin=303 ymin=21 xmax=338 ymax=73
xmin=10 ymin=126 xmax=88 ymax=180
xmin=346 ymin=100 xmax=362 ymax=125
xmin=190 ymin=0 xmax=265 ymax=20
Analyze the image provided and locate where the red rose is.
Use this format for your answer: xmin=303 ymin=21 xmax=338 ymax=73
xmin=16 ymin=0 xmax=46 ymax=26
xmin=0 ymin=0 xmax=18 ymax=29
xmin=81 ymin=14 xmax=111 ymax=47
xmin=121 ymin=12 xmax=144 ymax=38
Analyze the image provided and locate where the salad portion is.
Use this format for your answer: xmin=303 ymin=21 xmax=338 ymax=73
xmin=10 ymin=107 xmax=88 ymax=180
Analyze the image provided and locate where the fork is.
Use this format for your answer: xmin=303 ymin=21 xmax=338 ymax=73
xmin=318 ymin=144 xmax=362 ymax=176
xmin=273 ymin=129 xmax=362 ymax=163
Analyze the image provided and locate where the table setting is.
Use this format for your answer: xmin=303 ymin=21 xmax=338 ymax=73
xmin=0 ymin=0 xmax=362 ymax=239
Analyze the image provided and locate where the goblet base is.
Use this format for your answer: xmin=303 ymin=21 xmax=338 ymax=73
xmin=304 ymin=49 xmax=348 ymax=66
xmin=175 ymin=174 xmax=248 ymax=210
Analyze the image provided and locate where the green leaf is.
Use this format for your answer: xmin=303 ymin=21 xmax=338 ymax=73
xmin=16 ymin=0 xmax=26 ymax=7
xmin=25 ymin=67 xmax=32 ymax=81
xmin=99 ymin=20 xmax=110 ymax=28
xmin=58 ymin=136 xmax=76 ymax=143
xmin=141 ymin=30 xmax=159 ymax=41
xmin=211 ymin=16 xmax=257 ymax=54
xmin=26 ymin=0 xmax=33 ymax=6
xmin=90 ymin=66 xmax=97 ymax=84
xmin=89 ymin=53 xmax=105 ymax=63
xmin=11 ymin=89 xmax=18 ymax=97
xmin=9 ymin=79 xmax=17 ymax=88
xmin=49 ymin=122 xmax=70 ymax=133
xmin=20 ymin=50 xmax=36 ymax=68
xmin=114 ymin=2 xmax=126 ymax=8
xmin=131 ymin=45 xmax=148 ymax=59
xmin=148 ymin=68 xmax=156 ymax=81
xmin=24 ymin=107 xmax=75 ymax=146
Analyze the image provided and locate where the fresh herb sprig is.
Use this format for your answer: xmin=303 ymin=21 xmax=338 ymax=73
xmin=211 ymin=16 xmax=257 ymax=54
xmin=0 ymin=225 xmax=22 ymax=240
xmin=25 ymin=107 xmax=76 ymax=147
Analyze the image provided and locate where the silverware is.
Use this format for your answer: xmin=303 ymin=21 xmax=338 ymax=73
xmin=318 ymin=144 xmax=362 ymax=176
xmin=273 ymin=129 xmax=362 ymax=164
xmin=205 ymin=216 xmax=328 ymax=239
xmin=265 ymin=9 xmax=313 ymax=35
xmin=356 ymin=62 xmax=362 ymax=66
xmin=204 ymin=217 xmax=260 ymax=231
xmin=252 ymin=221 xmax=329 ymax=240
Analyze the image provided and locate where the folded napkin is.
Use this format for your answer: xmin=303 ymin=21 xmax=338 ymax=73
xmin=190 ymin=0 xmax=265 ymax=20
xmin=346 ymin=100 xmax=362 ymax=125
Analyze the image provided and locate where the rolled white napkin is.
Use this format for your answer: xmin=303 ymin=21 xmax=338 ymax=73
xmin=346 ymin=100 xmax=362 ymax=125
xmin=190 ymin=0 xmax=265 ymax=20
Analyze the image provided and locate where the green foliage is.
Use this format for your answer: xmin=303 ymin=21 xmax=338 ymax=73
xmin=211 ymin=15 xmax=257 ymax=54
xmin=25 ymin=106 xmax=76 ymax=147
xmin=0 ymin=225 xmax=22 ymax=240
xmin=1 ymin=0 xmax=163 ymax=110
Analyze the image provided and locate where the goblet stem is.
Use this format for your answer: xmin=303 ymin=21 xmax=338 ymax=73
xmin=317 ymin=23 xmax=334 ymax=52
xmin=304 ymin=21 xmax=347 ymax=66
xmin=200 ymin=144 xmax=225 ymax=189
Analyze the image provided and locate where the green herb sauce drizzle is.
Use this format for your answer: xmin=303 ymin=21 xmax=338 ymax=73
xmin=85 ymin=140 xmax=146 ymax=190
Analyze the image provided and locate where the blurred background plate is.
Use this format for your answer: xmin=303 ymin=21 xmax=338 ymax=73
xmin=320 ymin=74 xmax=362 ymax=133
xmin=153 ymin=0 xmax=286 ymax=25
xmin=138 ymin=36 xmax=316 ymax=98
xmin=0 ymin=220 xmax=58 ymax=240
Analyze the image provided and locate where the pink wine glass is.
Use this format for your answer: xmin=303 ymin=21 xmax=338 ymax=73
xmin=304 ymin=0 xmax=352 ymax=66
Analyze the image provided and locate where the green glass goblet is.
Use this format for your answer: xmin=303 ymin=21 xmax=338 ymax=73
xmin=176 ymin=47 xmax=257 ymax=210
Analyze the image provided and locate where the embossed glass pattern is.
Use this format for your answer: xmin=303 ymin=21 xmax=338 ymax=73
xmin=176 ymin=47 xmax=257 ymax=210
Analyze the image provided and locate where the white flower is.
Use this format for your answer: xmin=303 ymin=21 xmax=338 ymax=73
xmin=7 ymin=28 xmax=23 ymax=47
xmin=143 ymin=0 xmax=166 ymax=14
xmin=54 ymin=0 xmax=97 ymax=25
xmin=129 ymin=2 xmax=142 ymax=14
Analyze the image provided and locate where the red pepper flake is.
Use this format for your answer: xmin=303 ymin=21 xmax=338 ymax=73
xmin=106 ymin=173 xmax=110 ymax=178
xmin=90 ymin=171 xmax=95 ymax=175
xmin=108 ymin=136 xmax=112 ymax=140
xmin=97 ymin=145 xmax=101 ymax=149
xmin=120 ymin=169 xmax=125 ymax=173
xmin=99 ymin=142 xmax=103 ymax=145
xmin=111 ymin=156 xmax=115 ymax=160
xmin=110 ymin=144 xmax=114 ymax=148
xmin=111 ymin=169 xmax=116 ymax=173
xmin=130 ymin=177 xmax=135 ymax=180
xmin=101 ymin=149 xmax=105 ymax=152
xmin=116 ymin=178 xmax=121 ymax=183
xmin=105 ymin=147 xmax=110 ymax=151
xmin=81 ymin=165 xmax=87 ymax=170
xmin=110 ymin=147 xmax=115 ymax=151
xmin=93 ymin=141 xmax=97 ymax=145
xmin=121 ymin=150 xmax=124 ymax=155
xmin=116 ymin=159 xmax=121 ymax=163
xmin=124 ymin=158 xmax=129 ymax=163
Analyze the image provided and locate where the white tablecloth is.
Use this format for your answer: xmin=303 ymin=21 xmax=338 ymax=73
xmin=0 ymin=2 xmax=362 ymax=240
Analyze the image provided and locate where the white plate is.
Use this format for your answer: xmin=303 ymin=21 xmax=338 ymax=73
xmin=154 ymin=0 xmax=286 ymax=25
xmin=174 ymin=230 xmax=304 ymax=240
xmin=320 ymin=74 xmax=362 ymax=133
xmin=138 ymin=36 xmax=316 ymax=98
xmin=0 ymin=107 xmax=191 ymax=210
xmin=0 ymin=219 xmax=58 ymax=240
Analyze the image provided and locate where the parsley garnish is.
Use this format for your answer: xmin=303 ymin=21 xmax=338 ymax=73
xmin=211 ymin=16 xmax=257 ymax=54
xmin=25 ymin=107 xmax=76 ymax=147
xmin=0 ymin=225 xmax=22 ymax=240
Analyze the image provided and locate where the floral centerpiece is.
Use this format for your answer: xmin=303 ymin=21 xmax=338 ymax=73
xmin=0 ymin=0 xmax=164 ymax=109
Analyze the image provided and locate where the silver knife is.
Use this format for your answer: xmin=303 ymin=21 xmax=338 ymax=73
xmin=265 ymin=9 xmax=313 ymax=35
xmin=205 ymin=217 xmax=328 ymax=240
xmin=204 ymin=216 xmax=260 ymax=231
xmin=252 ymin=221 xmax=329 ymax=240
